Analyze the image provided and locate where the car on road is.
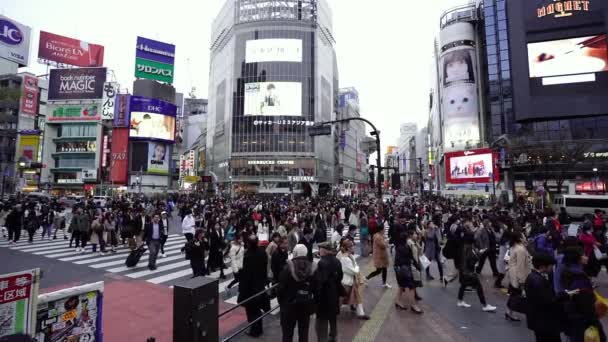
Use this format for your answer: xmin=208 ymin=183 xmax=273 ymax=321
xmin=26 ymin=192 xmax=51 ymax=204
xmin=93 ymin=196 xmax=111 ymax=208
xmin=59 ymin=195 xmax=85 ymax=208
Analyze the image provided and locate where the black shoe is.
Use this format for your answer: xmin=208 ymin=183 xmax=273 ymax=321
xmin=394 ymin=303 xmax=408 ymax=310
xmin=505 ymin=313 xmax=521 ymax=322
xmin=64 ymin=236 xmax=68 ymax=240
xmin=357 ymin=315 xmax=371 ymax=320
xmin=148 ymin=266 xmax=157 ymax=271
xmin=245 ymin=331 xmax=260 ymax=338
xmin=426 ymin=275 xmax=435 ymax=281
xmin=53 ymin=236 xmax=57 ymax=240
xmin=415 ymin=294 xmax=422 ymax=301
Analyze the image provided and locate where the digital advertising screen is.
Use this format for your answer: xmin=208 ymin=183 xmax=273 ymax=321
xmin=129 ymin=111 xmax=176 ymax=141
xmin=445 ymin=148 xmax=498 ymax=184
xmin=147 ymin=142 xmax=169 ymax=175
xmin=244 ymin=82 xmax=302 ymax=116
xmin=528 ymin=34 xmax=608 ymax=82
xmin=246 ymin=39 xmax=302 ymax=63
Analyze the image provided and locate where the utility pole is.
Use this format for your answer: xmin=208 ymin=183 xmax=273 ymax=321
xmin=315 ymin=116 xmax=382 ymax=199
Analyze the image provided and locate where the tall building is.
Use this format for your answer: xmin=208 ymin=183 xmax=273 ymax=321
xmin=336 ymin=87 xmax=368 ymax=195
xmin=207 ymin=0 xmax=338 ymax=195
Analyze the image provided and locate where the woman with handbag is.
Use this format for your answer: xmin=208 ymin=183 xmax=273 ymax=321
xmin=506 ymin=232 xmax=532 ymax=321
xmin=337 ymin=239 xmax=370 ymax=320
xmin=423 ymin=221 xmax=444 ymax=281
xmin=394 ymin=230 xmax=423 ymax=314
xmin=366 ymin=223 xmax=391 ymax=288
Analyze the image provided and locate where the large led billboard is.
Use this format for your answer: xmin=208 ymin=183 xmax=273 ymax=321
xmin=245 ymin=39 xmax=302 ymax=63
xmin=244 ymin=82 xmax=302 ymax=116
xmin=528 ymin=34 xmax=608 ymax=82
xmin=129 ymin=111 xmax=175 ymax=141
xmin=128 ymin=96 xmax=176 ymax=142
xmin=507 ymin=0 xmax=608 ymax=121
xmin=445 ymin=148 xmax=499 ymax=184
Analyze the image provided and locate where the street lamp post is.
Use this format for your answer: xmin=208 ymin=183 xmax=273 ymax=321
xmin=489 ymin=172 xmax=496 ymax=199
xmin=229 ymin=176 xmax=233 ymax=199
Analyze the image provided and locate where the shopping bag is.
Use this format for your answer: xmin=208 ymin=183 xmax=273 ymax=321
xmin=593 ymin=247 xmax=606 ymax=261
xmin=594 ymin=291 xmax=608 ymax=318
xmin=584 ymin=326 xmax=600 ymax=342
xmin=419 ymin=255 xmax=432 ymax=270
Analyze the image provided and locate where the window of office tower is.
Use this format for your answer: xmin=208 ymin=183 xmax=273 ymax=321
xmin=237 ymin=0 xmax=317 ymax=23
xmin=232 ymin=29 xmax=315 ymax=154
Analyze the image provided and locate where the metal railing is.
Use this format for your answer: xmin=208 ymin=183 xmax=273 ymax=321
xmin=219 ymin=283 xmax=280 ymax=342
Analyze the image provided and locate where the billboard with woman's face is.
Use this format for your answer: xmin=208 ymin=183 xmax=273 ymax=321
xmin=147 ymin=142 xmax=169 ymax=175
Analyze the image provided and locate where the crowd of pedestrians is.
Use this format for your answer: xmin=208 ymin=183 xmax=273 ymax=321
xmin=3 ymin=192 xmax=608 ymax=342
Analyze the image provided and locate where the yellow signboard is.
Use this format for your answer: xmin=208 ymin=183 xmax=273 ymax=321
xmin=184 ymin=175 xmax=200 ymax=183
xmin=18 ymin=135 xmax=40 ymax=163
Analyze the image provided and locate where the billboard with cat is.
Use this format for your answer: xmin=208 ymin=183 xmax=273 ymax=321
xmin=439 ymin=22 xmax=481 ymax=150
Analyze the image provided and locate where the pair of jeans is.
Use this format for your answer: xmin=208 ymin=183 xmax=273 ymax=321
xmin=458 ymin=274 xmax=486 ymax=305
xmin=245 ymin=303 xmax=264 ymax=337
xmin=41 ymin=224 xmax=52 ymax=239
xmin=148 ymin=240 xmax=161 ymax=269
xmin=367 ymin=268 xmax=387 ymax=284
xmin=315 ymin=316 xmax=337 ymax=342
xmin=476 ymin=249 xmax=499 ymax=276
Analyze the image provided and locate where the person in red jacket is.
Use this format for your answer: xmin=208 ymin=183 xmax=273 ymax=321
xmin=579 ymin=223 xmax=602 ymax=277
xmin=594 ymin=210 xmax=605 ymax=231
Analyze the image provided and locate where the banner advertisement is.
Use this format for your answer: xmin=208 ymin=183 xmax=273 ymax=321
xmin=113 ymin=94 xmax=131 ymax=127
xmin=38 ymin=31 xmax=104 ymax=67
xmin=244 ymin=82 xmax=302 ymax=116
xmin=440 ymin=27 xmax=480 ymax=150
xmin=444 ymin=148 xmax=498 ymax=184
xmin=20 ymin=74 xmax=39 ymax=117
xmin=0 ymin=269 xmax=40 ymax=338
xmin=110 ymin=128 xmax=129 ymax=184
xmin=18 ymin=135 xmax=40 ymax=163
xmin=35 ymin=282 xmax=103 ymax=342
xmin=101 ymin=82 xmax=118 ymax=120
xmin=48 ymin=68 xmax=106 ymax=100
xmin=0 ymin=15 xmax=32 ymax=67
xmin=147 ymin=142 xmax=169 ymax=174
xmin=47 ymin=103 xmax=100 ymax=122
xmin=198 ymin=147 xmax=206 ymax=172
xmin=135 ymin=57 xmax=174 ymax=84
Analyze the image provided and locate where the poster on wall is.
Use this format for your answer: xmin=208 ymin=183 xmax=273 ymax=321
xmin=113 ymin=94 xmax=131 ymax=127
xmin=18 ymin=135 xmax=39 ymax=163
xmin=0 ymin=15 xmax=32 ymax=66
xmin=442 ymin=48 xmax=476 ymax=87
xmin=35 ymin=282 xmax=103 ymax=342
xmin=20 ymin=74 xmax=38 ymax=117
xmin=527 ymin=34 xmax=608 ymax=81
xmin=48 ymin=68 xmax=107 ymax=100
xmin=47 ymin=103 xmax=100 ymax=122
xmin=246 ymin=39 xmax=302 ymax=63
xmin=101 ymin=82 xmax=118 ymax=120
xmin=244 ymin=82 xmax=302 ymax=116
xmin=147 ymin=142 xmax=169 ymax=174
xmin=0 ymin=269 xmax=40 ymax=338
xmin=129 ymin=96 xmax=176 ymax=142
xmin=445 ymin=148 xmax=498 ymax=184
xmin=38 ymin=31 xmax=104 ymax=67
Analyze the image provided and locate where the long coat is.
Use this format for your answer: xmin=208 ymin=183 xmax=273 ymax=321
xmin=372 ymin=232 xmax=389 ymax=268
xmin=424 ymin=226 xmax=442 ymax=261
xmin=315 ymin=254 xmax=344 ymax=319
xmin=238 ymin=246 xmax=269 ymax=304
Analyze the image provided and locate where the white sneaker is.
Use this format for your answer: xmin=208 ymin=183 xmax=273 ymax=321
xmin=76 ymin=247 xmax=81 ymax=252
xmin=482 ymin=304 xmax=497 ymax=312
xmin=457 ymin=301 xmax=471 ymax=308
xmin=382 ymin=283 xmax=392 ymax=289
xmin=161 ymin=253 xmax=166 ymax=258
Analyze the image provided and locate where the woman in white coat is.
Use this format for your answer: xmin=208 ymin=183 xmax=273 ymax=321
xmin=226 ymin=234 xmax=244 ymax=293
xmin=337 ymin=239 xmax=370 ymax=320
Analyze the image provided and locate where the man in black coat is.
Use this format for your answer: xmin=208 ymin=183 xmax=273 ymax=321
xmin=524 ymin=253 xmax=566 ymax=342
xmin=315 ymin=242 xmax=343 ymax=342
xmin=238 ymin=235 xmax=269 ymax=338
xmin=6 ymin=206 xmax=23 ymax=244
xmin=143 ymin=214 xmax=164 ymax=270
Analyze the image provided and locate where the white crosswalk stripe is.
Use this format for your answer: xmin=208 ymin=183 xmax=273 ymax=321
xmin=2 ymin=225 xmax=369 ymax=307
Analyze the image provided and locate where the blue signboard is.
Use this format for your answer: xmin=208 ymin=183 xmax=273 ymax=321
xmin=135 ymin=36 xmax=175 ymax=66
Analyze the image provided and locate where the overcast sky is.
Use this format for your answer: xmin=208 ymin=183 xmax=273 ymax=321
xmin=2 ymin=0 xmax=469 ymax=154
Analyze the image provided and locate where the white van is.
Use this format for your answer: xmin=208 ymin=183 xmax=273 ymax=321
xmin=553 ymin=194 xmax=608 ymax=219
xmin=93 ymin=196 xmax=111 ymax=208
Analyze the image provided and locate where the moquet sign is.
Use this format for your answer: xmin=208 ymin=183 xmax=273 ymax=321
xmin=537 ymin=0 xmax=590 ymax=18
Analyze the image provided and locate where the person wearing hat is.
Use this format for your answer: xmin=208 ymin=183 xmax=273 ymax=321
xmin=315 ymin=241 xmax=343 ymax=342
xmin=277 ymin=244 xmax=316 ymax=342
xmin=524 ymin=252 xmax=566 ymax=342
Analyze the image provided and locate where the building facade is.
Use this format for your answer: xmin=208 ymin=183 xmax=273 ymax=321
xmin=207 ymin=0 xmax=338 ymax=195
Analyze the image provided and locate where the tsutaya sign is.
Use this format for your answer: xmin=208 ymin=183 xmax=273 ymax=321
xmin=537 ymin=0 xmax=590 ymax=18
xmin=288 ymin=176 xmax=316 ymax=182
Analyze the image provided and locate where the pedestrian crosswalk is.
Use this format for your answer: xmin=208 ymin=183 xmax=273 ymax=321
xmin=1 ymin=227 xmax=373 ymax=308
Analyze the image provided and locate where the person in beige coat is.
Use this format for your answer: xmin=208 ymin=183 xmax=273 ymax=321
xmin=506 ymin=232 xmax=531 ymax=321
xmin=366 ymin=225 xmax=391 ymax=288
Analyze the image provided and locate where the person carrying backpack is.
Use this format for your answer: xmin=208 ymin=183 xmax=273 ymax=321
xmin=277 ymin=244 xmax=316 ymax=342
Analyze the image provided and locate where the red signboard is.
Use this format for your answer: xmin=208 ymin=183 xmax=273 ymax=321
xmin=38 ymin=31 xmax=104 ymax=67
xmin=576 ymin=181 xmax=606 ymax=193
xmin=20 ymin=74 xmax=38 ymax=117
xmin=110 ymin=128 xmax=129 ymax=184
xmin=445 ymin=148 xmax=499 ymax=184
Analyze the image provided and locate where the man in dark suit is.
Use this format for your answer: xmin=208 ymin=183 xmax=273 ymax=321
xmin=239 ymin=235 xmax=269 ymax=338
xmin=525 ymin=253 xmax=565 ymax=342
xmin=315 ymin=242 xmax=344 ymax=342
xmin=144 ymin=213 xmax=164 ymax=270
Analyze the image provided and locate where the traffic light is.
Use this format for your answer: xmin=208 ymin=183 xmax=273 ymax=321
xmin=391 ymin=173 xmax=401 ymax=190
